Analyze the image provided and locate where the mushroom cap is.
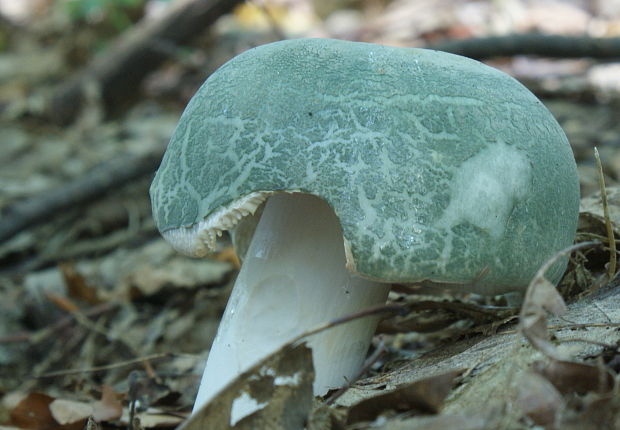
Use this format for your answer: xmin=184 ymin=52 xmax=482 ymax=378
xmin=150 ymin=38 xmax=579 ymax=294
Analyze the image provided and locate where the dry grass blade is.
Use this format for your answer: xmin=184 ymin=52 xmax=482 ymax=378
xmin=594 ymin=147 xmax=617 ymax=279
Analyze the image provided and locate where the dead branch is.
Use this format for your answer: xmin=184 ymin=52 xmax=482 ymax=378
xmin=0 ymin=149 xmax=163 ymax=244
xmin=427 ymin=34 xmax=620 ymax=60
xmin=49 ymin=0 xmax=244 ymax=125
xmin=0 ymin=301 xmax=118 ymax=344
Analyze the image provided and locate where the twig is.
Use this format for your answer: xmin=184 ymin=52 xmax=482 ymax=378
xmin=0 ymin=301 xmax=118 ymax=344
xmin=0 ymin=149 xmax=163 ymax=244
xmin=594 ymin=147 xmax=617 ymax=278
xmin=498 ymin=322 xmax=620 ymax=336
xmin=48 ymin=0 xmax=244 ymax=125
xmin=324 ymin=336 xmax=386 ymax=405
xmin=427 ymin=34 xmax=620 ymax=60
xmin=290 ymin=303 xmax=407 ymax=346
xmin=128 ymin=371 xmax=139 ymax=430
xmin=34 ymin=352 xmax=188 ymax=378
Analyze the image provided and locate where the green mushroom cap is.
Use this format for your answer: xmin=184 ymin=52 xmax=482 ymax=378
xmin=150 ymin=38 xmax=580 ymax=295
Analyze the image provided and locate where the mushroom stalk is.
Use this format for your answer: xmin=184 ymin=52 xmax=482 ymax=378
xmin=193 ymin=193 xmax=390 ymax=413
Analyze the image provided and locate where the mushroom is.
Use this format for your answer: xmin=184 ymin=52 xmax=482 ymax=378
xmin=149 ymin=38 xmax=580 ymax=413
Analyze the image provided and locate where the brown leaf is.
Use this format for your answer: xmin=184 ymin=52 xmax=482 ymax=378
xmin=178 ymin=343 xmax=314 ymax=430
xmin=124 ymin=258 xmax=232 ymax=297
xmin=372 ymin=414 xmax=488 ymax=430
xmin=9 ymin=393 xmax=58 ymax=430
xmin=559 ymin=392 xmax=620 ymax=430
xmin=515 ymin=371 xmax=564 ymax=427
xmin=307 ymin=403 xmax=346 ymax=430
xmin=59 ymin=262 xmax=101 ymax=305
xmin=346 ymin=369 xmax=463 ymax=424
xmin=529 ymin=277 xmax=567 ymax=316
xmin=45 ymin=386 xmax=122 ymax=426
xmin=49 ymin=399 xmax=91 ymax=425
xmin=533 ymin=359 xmax=615 ymax=395
xmin=213 ymin=245 xmax=241 ymax=269
xmin=520 ymin=272 xmax=568 ymax=359
xmin=92 ymin=385 xmax=123 ymax=422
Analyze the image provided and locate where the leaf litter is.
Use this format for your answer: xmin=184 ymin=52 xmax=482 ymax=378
xmin=2 ymin=1 xmax=620 ymax=429
xmin=3 ymin=196 xmax=620 ymax=429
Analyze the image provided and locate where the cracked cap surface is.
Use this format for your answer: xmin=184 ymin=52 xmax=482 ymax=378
xmin=150 ymin=38 xmax=580 ymax=294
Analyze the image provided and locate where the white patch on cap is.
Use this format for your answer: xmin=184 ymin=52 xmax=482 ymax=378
xmin=437 ymin=141 xmax=532 ymax=239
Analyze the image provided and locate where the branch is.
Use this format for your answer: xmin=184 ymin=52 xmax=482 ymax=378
xmin=48 ymin=0 xmax=244 ymax=125
xmin=0 ymin=149 xmax=164 ymax=243
xmin=427 ymin=34 xmax=620 ymax=60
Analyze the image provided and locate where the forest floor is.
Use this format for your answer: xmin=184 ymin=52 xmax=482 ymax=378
xmin=1 ymin=1 xmax=620 ymax=429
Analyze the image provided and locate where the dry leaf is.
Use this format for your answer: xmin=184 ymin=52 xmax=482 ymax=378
xmin=92 ymin=385 xmax=123 ymax=422
xmin=118 ymin=408 xmax=184 ymax=427
xmin=529 ymin=278 xmax=568 ymax=316
xmin=59 ymin=262 xmax=101 ymax=305
xmin=49 ymin=399 xmax=91 ymax=425
xmin=373 ymin=413 xmax=488 ymax=430
xmin=533 ymin=359 xmax=614 ymax=395
xmin=346 ymin=369 xmax=463 ymax=424
xmin=47 ymin=386 xmax=122 ymax=425
xmin=520 ymin=277 xmax=568 ymax=357
xmin=559 ymin=392 xmax=620 ymax=430
xmin=307 ymin=403 xmax=346 ymax=430
xmin=213 ymin=245 xmax=241 ymax=269
xmin=178 ymin=343 xmax=314 ymax=430
xmin=123 ymin=258 xmax=232 ymax=297
xmin=9 ymin=393 xmax=58 ymax=430
xmin=515 ymin=371 xmax=564 ymax=427
xmin=519 ymin=245 xmax=582 ymax=360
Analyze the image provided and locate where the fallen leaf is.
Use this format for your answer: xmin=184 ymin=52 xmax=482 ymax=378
xmin=49 ymin=399 xmax=91 ymax=425
xmin=92 ymin=385 xmax=123 ymax=422
xmin=346 ymin=369 xmax=463 ymax=424
xmin=123 ymin=258 xmax=232 ymax=297
xmin=59 ymin=262 xmax=101 ymax=305
xmin=306 ymin=403 xmax=346 ymax=430
xmin=530 ymin=277 xmax=568 ymax=316
xmin=519 ymin=276 xmax=568 ymax=358
xmin=178 ymin=343 xmax=314 ymax=430
xmin=45 ymin=386 xmax=123 ymax=426
xmin=559 ymin=392 xmax=620 ymax=430
xmin=213 ymin=245 xmax=241 ymax=269
xmin=518 ymin=243 xmax=593 ymax=360
xmin=9 ymin=393 xmax=57 ymax=430
xmin=515 ymin=371 xmax=564 ymax=427
xmin=533 ymin=358 xmax=614 ymax=395
xmin=118 ymin=408 xmax=184 ymax=427
xmin=372 ymin=413 xmax=488 ymax=430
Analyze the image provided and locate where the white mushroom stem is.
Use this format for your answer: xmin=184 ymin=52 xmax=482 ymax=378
xmin=193 ymin=193 xmax=390 ymax=415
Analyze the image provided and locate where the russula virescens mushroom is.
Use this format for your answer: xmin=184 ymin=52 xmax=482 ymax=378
xmin=150 ymin=38 xmax=580 ymax=413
